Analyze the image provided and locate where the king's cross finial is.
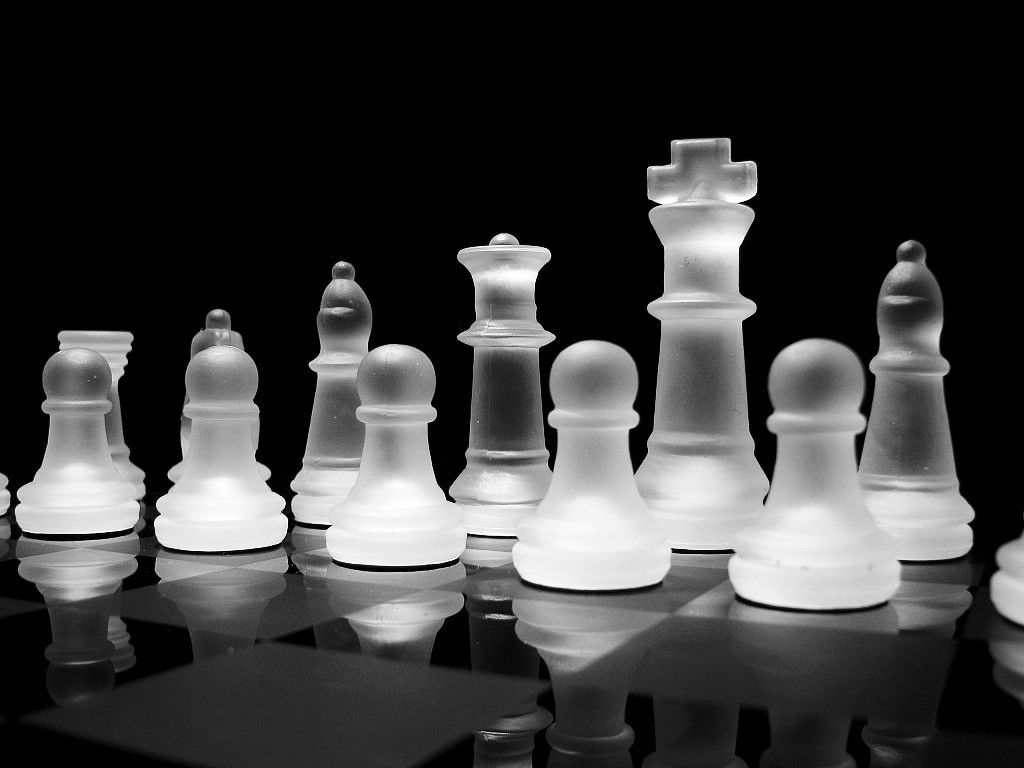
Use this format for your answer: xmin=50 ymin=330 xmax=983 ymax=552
xmin=647 ymin=138 xmax=757 ymax=205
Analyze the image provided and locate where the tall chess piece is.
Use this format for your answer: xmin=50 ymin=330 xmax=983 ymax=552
xmin=58 ymin=331 xmax=146 ymax=500
xmin=15 ymin=349 xmax=140 ymax=536
xmin=635 ymin=139 xmax=768 ymax=551
xmin=992 ymin=512 xmax=1024 ymax=626
xmin=729 ymin=340 xmax=900 ymax=610
xmin=169 ymin=309 xmax=270 ymax=484
xmin=514 ymin=341 xmax=670 ymax=591
xmin=858 ymin=240 xmax=974 ymax=561
xmin=290 ymin=262 xmax=371 ymax=528
xmin=449 ymin=233 xmax=554 ymax=537
xmin=155 ymin=345 xmax=287 ymax=552
xmin=326 ymin=344 xmax=466 ymax=568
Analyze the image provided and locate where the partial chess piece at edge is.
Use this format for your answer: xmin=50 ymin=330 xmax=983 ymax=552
xmin=728 ymin=339 xmax=901 ymax=611
xmin=992 ymin=512 xmax=1024 ymax=627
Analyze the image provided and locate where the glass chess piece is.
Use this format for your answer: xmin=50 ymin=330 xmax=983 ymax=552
xmin=992 ymin=511 xmax=1024 ymax=626
xmin=1 ymin=471 xmax=9 ymax=516
xmin=57 ymin=331 xmax=146 ymax=500
xmin=15 ymin=349 xmax=140 ymax=536
xmin=154 ymin=345 xmax=287 ymax=552
xmin=326 ymin=344 xmax=466 ymax=568
xmin=634 ymin=138 xmax=768 ymax=551
xmin=728 ymin=339 xmax=901 ymax=610
xmin=513 ymin=340 xmax=670 ymax=591
xmin=449 ymin=233 xmax=554 ymax=537
xmin=858 ymin=240 xmax=974 ymax=561
xmin=290 ymin=262 xmax=371 ymax=528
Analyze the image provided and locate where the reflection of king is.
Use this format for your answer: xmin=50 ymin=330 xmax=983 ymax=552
xmin=635 ymin=139 xmax=768 ymax=551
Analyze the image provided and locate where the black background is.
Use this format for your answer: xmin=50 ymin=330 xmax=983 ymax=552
xmin=3 ymin=66 xmax=1019 ymax=563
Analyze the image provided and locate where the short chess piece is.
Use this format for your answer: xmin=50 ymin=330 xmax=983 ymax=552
xmin=15 ymin=349 xmax=140 ymax=536
xmin=858 ymin=240 xmax=974 ymax=561
xmin=169 ymin=309 xmax=270 ymax=484
xmin=992 ymin=512 xmax=1024 ymax=626
xmin=513 ymin=340 xmax=670 ymax=591
xmin=58 ymin=330 xmax=146 ymax=500
xmin=449 ymin=233 xmax=554 ymax=537
xmin=326 ymin=344 xmax=466 ymax=568
xmin=290 ymin=262 xmax=371 ymax=527
xmin=728 ymin=339 xmax=900 ymax=610
xmin=635 ymin=138 xmax=768 ymax=551
xmin=155 ymin=345 xmax=287 ymax=552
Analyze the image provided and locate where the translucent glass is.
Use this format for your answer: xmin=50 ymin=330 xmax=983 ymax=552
xmin=58 ymin=330 xmax=146 ymax=500
xmin=15 ymin=348 xmax=140 ymax=535
xmin=858 ymin=240 xmax=974 ymax=560
xmin=168 ymin=309 xmax=270 ymax=484
xmin=635 ymin=138 xmax=768 ymax=551
xmin=728 ymin=339 xmax=901 ymax=610
xmin=992 ymin=513 xmax=1024 ymax=625
xmin=155 ymin=345 xmax=287 ymax=552
xmin=513 ymin=340 xmax=671 ymax=591
xmin=0 ymin=472 xmax=9 ymax=515
xmin=290 ymin=262 xmax=371 ymax=527
xmin=326 ymin=344 xmax=467 ymax=568
xmin=449 ymin=234 xmax=554 ymax=536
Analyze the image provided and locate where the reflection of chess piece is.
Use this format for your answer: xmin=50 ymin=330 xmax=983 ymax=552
xmin=858 ymin=241 xmax=974 ymax=561
xmin=861 ymin=560 xmax=973 ymax=767
xmin=169 ymin=310 xmax=270 ymax=484
xmin=16 ymin=349 xmax=140 ymax=536
xmin=323 ymin=562 xmax=465 ymax=663
xmin=466 ymin=561 xmax=551 ymax=768
xmin=0 ymin=514 xmax=10 ymax=556
xmin=450 ymin=234 xmax=554 ymax=537
xmin=643 ymin=586 xmax=745 ymax=768
xmin=58 ymin=331 xmax=146 ymax=500
xmin=292 ymin=535 xmax=362 ymax=653
xmin=155 ymin=345 xmax=287 ymax=552
xmin=729 ymin=600 xmax=898 ymax=768
xmin=992 ymin=512 xmax=1024 ymax=626
xmin=634 ymin=139 xmax=768 ymax=551
xmin=990 ymin=619 xmax=1024 ymax=709
xmin=156 ymin=549 xmax=287 ymax=659
xmin=291 ymin=262 xmax=371 ymax=528
xmin=514 ymin=586 xmax=664 ymax=768
xmin=18 ymin=546 xmax=138 ymax=705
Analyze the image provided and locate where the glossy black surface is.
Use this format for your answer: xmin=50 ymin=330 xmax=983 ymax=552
xmin=0 ymin=504 xmax=1021 ymax=767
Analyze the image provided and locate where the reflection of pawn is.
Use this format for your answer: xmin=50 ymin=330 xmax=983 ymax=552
xmin=993 ymin=513 xmax=1024 ymax=626
xmin=514 ymin=341 xmax=670 ymax=590
xmin=450 ymin=233 xmax=554 ymax=537
xmin=16 ymin=349 xmax=140 ymax=536
xmin=859 ymin=241 xmax=974 ymax=560
xmin=292 ymin=541 xmax=363 ymax=653
xmin=290 ymin=262 xmax=371 ymax=527
xmin=729 ymin=340 xmax=900 ymax=610
xmin=107 ymin=615 xmax=136 ymax=673
xmin=326 ymin=345 xmax=466 ymax=568
xmin=169 ymin=310 xmax=270 ymax=484
xmin=467 ymin=563 xmax=551 ymax=768
xmin=18 ymin=547 xmax=138 ymax=705
xmin=156 ymin=550 xmax=287 ymax=659
xmin=58 ymin=331 xmax=146 ymax=500
xmin=514 ymin=588 xmax=664 ymax=768
xmin=990 ymin=618 xmax=1024 ymax=710
xmin=324 ymin=562 xmax=465 ymax=662
xmin=155 ymin=346 xmax=287 ymax=552
xmin=1 ymin=471 xmax=9 ymax=516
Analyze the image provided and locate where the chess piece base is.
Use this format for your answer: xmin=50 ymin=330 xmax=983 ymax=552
xmin=643 ymin=756 xmax=746 ymax=768
xmin=169 ymin=460 xmax=270 ymax=485
xmin=1 ymin=488 xmax=9 ymax=516
xmin=154 ymin=512 xmax=287 ymax=552
xmin=992 ymin=538 xmax=1024 ymax=626
xmin=291 ymin=467 xmax=359 ymax=527
xmin=15 ymin=499 xmax=140 ymax=536
xmin=513 ymin=539 xmax=670 ymax=592
xmin=458 ymin=502 xmax=535 ymax=538
xmin=861 ymin=486 xmax=974 ymax=561
xmin=728 ymin=554 xmax=900 ymax=611
xmin=326 ymin=501 xmax=466 ymax=568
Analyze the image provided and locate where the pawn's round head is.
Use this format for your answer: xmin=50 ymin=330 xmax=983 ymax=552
xmin=42 ymin=348 xmax=112 ymax=402
xmin=205 ymin=309 xmax=232 ymax=330
xmin=357 ymin=344 xmax=435 ymax=406
xmin=768 ymin=339 xmax=864 ymax=418
xmin=896 ymin=240 xmax=927 ymax=264
xmin=185 ymin=345 xmax=259 ymax=404
xmin=332 ymin=261 xmax=355 ymax=280
xmin=550 ymin=340 xmax=638 ymax=413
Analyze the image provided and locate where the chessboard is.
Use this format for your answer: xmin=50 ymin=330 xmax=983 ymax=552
xmin=0 ymin=507 xmax=1021 ymax=767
